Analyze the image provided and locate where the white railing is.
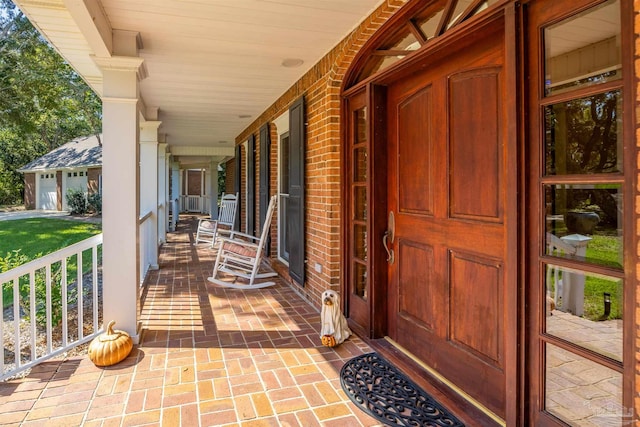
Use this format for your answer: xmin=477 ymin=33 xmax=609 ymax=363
xmin=179 ymin=195 xmax=209 ymax=213
xmin=158 ymin=201 xmax=167 ymax=242
xmin=139 ymin=210 xmax=154 ymax=284
xmin=0 ymin=234 xmax=103 ymax=381
xmin=203 ymin=196 xmax=211 ymax=215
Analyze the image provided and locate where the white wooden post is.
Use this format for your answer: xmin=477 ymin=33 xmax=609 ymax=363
xmin=559 ymin=234 xmax=592 ymax=317
xmin=170 ymin=159 xmax=180 ymax=230
xmin=157 ymin=142 xmax=168 ymax=243
xmin=140 ymin=120 xmax=161 ymax=270
xmin=210 ymin=160 xmax=219 ymax=219
xmin=93 ymin=32 xmax=146 ymax=343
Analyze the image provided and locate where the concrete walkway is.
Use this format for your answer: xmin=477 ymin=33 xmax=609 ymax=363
xmin=0 ymin=210 xmax=101 ymax=224
xmin=0 ymin=210 xmax=70 ymax=221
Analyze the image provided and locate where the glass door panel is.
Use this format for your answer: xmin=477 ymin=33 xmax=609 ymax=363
xmin=544 ymin=184 xmax=623 ymax=269
xmin=345 ymin=91 xmax=371 ymax=333
xmin=545 ymin=343 xmax=626 ymax=426
xmin=351 ymin=105 xmax=368 ymax=301
xmin=545 ymin=265 xmax=623 ymax=360
xmin=543 ymin=0 xmax=621 ymax=97
xmin=544 ymin=90 xmax=623 ymax=175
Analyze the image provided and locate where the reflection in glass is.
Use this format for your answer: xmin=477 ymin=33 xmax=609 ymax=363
xmin=280 ymin=134 xmax=290 ymax=192
xmin=354 ymin=224 xmax=367 ymax=261
xmin=448 ymin=0 xmax=474 ymax=29
xmin=354 ymin=262 xmax=367 ymax=299
xmin=545 ymin=185 xmax=622 ymax=269
xmin=545 ymin=265 xmax=622 ymax=359
xmin=278 ymin=195 xmax=289 ymax=261
xmin=356 ymin=107 xmax=367 ymax=143
xmin=545 ymin=90 xmax=622 ymax=175
xmin=471 ymin=0 xmax=500 ymax=16
xmin=415 ymin=6 xmax=444 ymax=40
xmin=354 ymin=186 xmax=367 ymax=221
xmin=354 ymin=148 xmax=367 ymax=182
xmin=545 ymin=344 xmax=627 ymax=426
xmin=544 ymin=0 xmax=620 ymax=96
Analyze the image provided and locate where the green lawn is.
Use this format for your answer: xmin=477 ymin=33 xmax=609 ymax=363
xmin=0 ymin=218 xmax=102 ymax=309
xmin=0 ymin=218 xmax=101 ymax=259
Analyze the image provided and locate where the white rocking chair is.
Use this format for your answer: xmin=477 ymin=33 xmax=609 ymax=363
xmin=195 ymin=193 xmax=239 ymax=247
xmin=207 ymin=194 xmax=278 ymax=289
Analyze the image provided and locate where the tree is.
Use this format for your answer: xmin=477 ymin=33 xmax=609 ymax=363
xmin=0 ymin=0 xmax=101 ymax=205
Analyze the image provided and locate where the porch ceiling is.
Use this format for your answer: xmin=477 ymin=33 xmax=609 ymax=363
xmin=14 ymin=0 xmax=384 ymax=153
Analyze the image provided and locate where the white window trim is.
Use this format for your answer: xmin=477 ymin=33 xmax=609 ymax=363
xmin=273 ymin=110 xmax=289 ymax=265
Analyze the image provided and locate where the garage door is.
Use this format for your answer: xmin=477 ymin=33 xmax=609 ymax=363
xmin=64 ymin=170 xmax=87 ymax=210
xmin=38 ymin=173 xmax=57 ymax=210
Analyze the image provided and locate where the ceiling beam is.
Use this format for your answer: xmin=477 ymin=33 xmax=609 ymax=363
xmin=170 ymin=146 xmax=235 ymax=157
xmin=63 ymin=0 xmax=112 ymax=57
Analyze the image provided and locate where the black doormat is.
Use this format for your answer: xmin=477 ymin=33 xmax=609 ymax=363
xmin=340 ymin=352 xmax=465 ymax=427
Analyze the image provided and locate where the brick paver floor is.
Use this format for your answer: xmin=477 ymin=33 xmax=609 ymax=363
xmin=5 ymin=216 xmax=627 ymax=426
xmin=0 ymin=216 xmax=382 ymax=426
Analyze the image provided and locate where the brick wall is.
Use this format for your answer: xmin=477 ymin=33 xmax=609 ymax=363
xmin=24 ymin=173 xmax=35 ymax=210
xmin=225 ymin=159 xmax=234 ymax=195
xmin=235 ymin=0 xmax=407 ymax=307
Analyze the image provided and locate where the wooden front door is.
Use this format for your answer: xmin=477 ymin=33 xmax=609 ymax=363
xmin=385 ymin=21 xmax=513 ymax=419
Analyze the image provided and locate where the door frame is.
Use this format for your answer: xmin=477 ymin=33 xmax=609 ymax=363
xmin=342 ymin=3 xmax=520 ymax=424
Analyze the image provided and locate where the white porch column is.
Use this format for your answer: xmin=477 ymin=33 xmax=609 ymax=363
xmin=94 ymin=35 xmax=146 ymax=343
xmin=170 ymin=159 xmax=180 ymax=230
xmin=157 ymin=142 xmax=168 ymax=243
xmin=210 ymin=160 xmax=219 ymax=219
xmin=140 ymin=121 xmax=161 ymax=269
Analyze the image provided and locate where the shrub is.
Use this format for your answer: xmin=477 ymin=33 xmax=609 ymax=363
xmin=0 ymin=250 xmax=64 ymax=327
xmin=66 ymin=188 xmax=87 ymax=214
xmin=87 ymin=192 xmax=102 ymax=214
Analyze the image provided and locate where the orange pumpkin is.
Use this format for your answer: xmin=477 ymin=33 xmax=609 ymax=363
xmin=321 ymin=334 xmax=337 ymax=347
xmin=88 ymin=320 xmax=133 ymax=367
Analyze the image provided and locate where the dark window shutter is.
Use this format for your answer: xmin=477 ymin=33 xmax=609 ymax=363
xmin=288 ymin=96 xmax=305 ymax=285
xmin=234 ymin=144 xmax=242 ymax=231
xmin=247 ymin=134 xmax=256 ymax=236
xmin=259 ymin=123 xmax=271 ymax=255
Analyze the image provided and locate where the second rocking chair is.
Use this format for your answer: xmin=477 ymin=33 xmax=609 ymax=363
xmin=195 ymin=193 xmax=239 ymax=247
xmin=207 ymin=194 xmax=278 ymax=289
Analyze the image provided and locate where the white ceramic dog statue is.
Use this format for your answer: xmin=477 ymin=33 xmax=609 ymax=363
xmin=320 ymin=290 xmax=352 ymax=347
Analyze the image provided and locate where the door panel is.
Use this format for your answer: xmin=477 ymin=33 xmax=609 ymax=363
xmin=449 ymin=68 xmax=502 ymax=221
xmin=387 ymin=22 xmax=508 ymax=418
xmin=398 ymin=241 xmax=437 ymax=333
xmin=450 ymin=251 xmax=502 ymax=367
xmin=398 ymin=86 xmax=434 ymax=215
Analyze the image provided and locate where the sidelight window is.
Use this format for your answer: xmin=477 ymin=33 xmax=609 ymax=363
xmin=538 ymin=1 xmax=627 ymax=425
